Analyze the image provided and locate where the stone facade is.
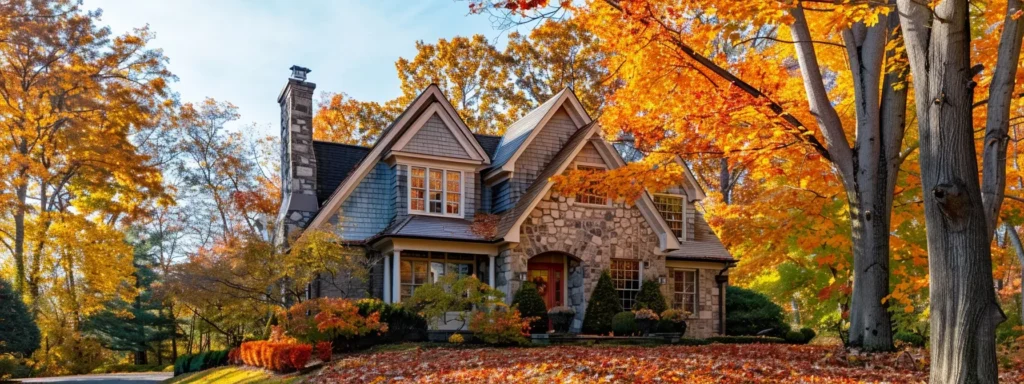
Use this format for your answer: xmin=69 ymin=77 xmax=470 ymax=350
xmin=276 ymin=67 xmax=319 ymax=243
xmin=664 ymin=267 xmax=724 ymax=338
xmin=497 ymin=188 xmax=665 ymax=333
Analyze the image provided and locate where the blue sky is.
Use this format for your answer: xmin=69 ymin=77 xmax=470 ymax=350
xmin=82 ymin=0 xmax=512 ymax=137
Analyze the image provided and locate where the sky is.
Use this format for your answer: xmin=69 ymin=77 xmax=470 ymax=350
xmin=82 ymin=0 xmax=512 ymax=137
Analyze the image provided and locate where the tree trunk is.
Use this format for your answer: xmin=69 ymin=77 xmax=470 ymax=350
xmin=1003 ymin=224 xmax=1024 ymax=336
xmin=896 ymin=0 xmax=1008 ymax=381
xmin=134 ymin=351 xmax=147 ymax=366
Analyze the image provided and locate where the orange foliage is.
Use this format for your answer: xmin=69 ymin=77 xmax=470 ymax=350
xmin=238 ymin=340 xmax=312 ymax=373
xmin=276 ymin=298 xmax=388 ymax=343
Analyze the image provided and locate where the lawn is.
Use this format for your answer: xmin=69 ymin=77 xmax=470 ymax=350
xmin=309 ymin=344 xmax=1024 ymax=384
xmin=168 ymin=366 xmax=303 ymax=384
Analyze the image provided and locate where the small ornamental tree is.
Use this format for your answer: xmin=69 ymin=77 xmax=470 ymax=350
xmin=634 ymin=279 xmax=668 ymax=314
xmin=582 ymin=270 xmax=622 ymax=334
xmin=0 ymin=278 xmax=39 ymax=357
xmin=725 ymin=286 xmax=790 ymax=337
xmin=404 ymin=274 xmax=504 ymax=330
xmin=511 ymin=282 xmax=549 ymax=333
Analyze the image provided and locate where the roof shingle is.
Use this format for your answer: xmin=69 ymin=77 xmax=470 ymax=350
xmin=312 ymin=141 xmax=370 ymax=206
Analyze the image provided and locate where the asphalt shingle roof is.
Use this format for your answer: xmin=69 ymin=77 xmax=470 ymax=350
xmin=374 ymin=215 xmax=491 ymax=242
xmin=312 ymin=141 xmax=370 ymax=206
xmin=489 ymin=89 xmax=567 ymax=169
xmin=473 ymin=133 xmax=502 ymax=159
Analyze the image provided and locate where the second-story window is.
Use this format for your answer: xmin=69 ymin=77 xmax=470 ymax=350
xmin=409 ymin=166 xmax=462 ymax=216
xmin=654 ymin=194 xmax=685 ymax=239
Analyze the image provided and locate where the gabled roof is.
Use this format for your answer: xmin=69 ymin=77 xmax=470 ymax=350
xmin=473 ymin=134 xmax=502 ymax=158
xmin=312 ymin=141 xmax=370 ymax=205
xmin=307 ymin=84 xmax=484 ymax=230
xmin=488 ymin=88 xmax=592 ymax=173
xmin=371 ymin=215 xmax=492 ymax=243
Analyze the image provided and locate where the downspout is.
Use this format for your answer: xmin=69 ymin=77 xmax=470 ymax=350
xmin=715 ymin=262 xmax=736 ymax=335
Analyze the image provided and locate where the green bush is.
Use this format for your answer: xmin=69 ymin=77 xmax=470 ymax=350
xmin=799 ymin=327 xmax=816 ymax=343
xmin=188 ymin=351 xmax=207 ymax=373
xmin=173 ymin=354 xmax=192 ymax=376
xmin=582 ymin=271 xmax=623 ymax=334
xmin=706 ymin=335 xmax=787 ymax=344
xmin=894 ymin=332 xmax=925 ymax=348
xmin=0 ymin=353 xmax=33 ymax=380
xmin=0 ymin=278 xmax=40 ymax=357
xmin=612 ymin=311 xmax=638 ymax=336
xmin=512 ymin=282 xmax=549 ymax=334
xmin=173 ymin=349 xmax=230 ymax=377
xmin=349 ymin=298 xmax=428 ymax=349
xmin=784 ymin=330 xmax=807 ymax=344
xmin=634 ymin=280 xmax=668 ymax=314
xmin=725 ymin=286 xmax=790 ymax=337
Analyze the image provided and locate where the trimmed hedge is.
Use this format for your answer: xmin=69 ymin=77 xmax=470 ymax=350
xmin=799 ymin=327 xmax=816 ymax=343
xmin=512 ymin=282 xmax=549 ymax=334
xmin=173 ymin=349 xmax=230 ymax=376
xmin=239 ymin=341 xmax=312 ymax=373
xmin=612 ymin=312 xmax=637 ymax=336
xmin=725 ymin=286 xmax=790 ymax=337
xmin=634 ymin=280 xmax=668 ymax=314
xmin=706 ymin=335 xmax=787 ymax=344
xmin=784 ymin=330 xmax=806 ymax=344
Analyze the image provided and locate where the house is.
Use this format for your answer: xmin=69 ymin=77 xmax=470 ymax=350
xmin=275 ymin=66 xmax=736 ymax=337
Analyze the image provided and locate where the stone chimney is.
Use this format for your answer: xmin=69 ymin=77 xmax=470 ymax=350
xmin=276 ymin=65 xmax=318 ymax=243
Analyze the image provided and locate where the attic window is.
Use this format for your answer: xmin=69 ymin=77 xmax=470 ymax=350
xmin=575 ymin=164 xmax=609 ymax=206
xmin=654 ymin=194 xmax=685 ymax=239
xmin=409 ymin=166 xmax=462 ymax=217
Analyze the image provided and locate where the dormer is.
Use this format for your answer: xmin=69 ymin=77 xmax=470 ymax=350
xmin=649 ymin=156 xmax=707 ymax=242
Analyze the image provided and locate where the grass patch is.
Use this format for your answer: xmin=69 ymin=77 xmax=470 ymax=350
xmin=90 ymin=363 xmax=173 ymax=374
xmin=167 ymin=366 xmax=304 ymax=384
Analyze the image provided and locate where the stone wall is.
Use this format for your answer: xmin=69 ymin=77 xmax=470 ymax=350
xmin=665 ymin=268 xmax=722 ymax=338
xmin=497 ymin=189 xmax=665 ymax=332
xmin=276 ymin=74 xmax=318 ymax=243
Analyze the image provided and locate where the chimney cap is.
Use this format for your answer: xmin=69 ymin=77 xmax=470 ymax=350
xmin=289 ymin=65 xmax=311 ymax=81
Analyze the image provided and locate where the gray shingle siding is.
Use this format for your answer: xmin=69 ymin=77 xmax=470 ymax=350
xmin=491 ymin=179 xmax=512 ymax=213
xmin=393 ymin=164 xmax=408 ymax=224
xmin=332 ymin=161 xmax=395 ymax=241
xmin=403 ymin=113 xmax=471 ymax=159
xmin=508 ymin=107 xmax=578 ymax=205
xmin=575 ymin=142 xmax=604 ymax=165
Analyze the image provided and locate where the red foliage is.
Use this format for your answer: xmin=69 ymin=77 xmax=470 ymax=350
xmin=238 ymin=340 xmax=314 ymax=373
xmin=311 ymin=344 xmax=1024 ymax=383
xmin=227 ymin=348 xmax=241 ymax=365
xmin=315 ymin=341 xmax=333 ymax=363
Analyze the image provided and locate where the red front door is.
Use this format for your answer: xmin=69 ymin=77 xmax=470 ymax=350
xmin=527 ymin=261 xmax=564 ymax=310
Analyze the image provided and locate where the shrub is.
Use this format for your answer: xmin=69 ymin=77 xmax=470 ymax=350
xmin=405 ymin=274 xmax=504 ymax=331
xmin=0 ymin=278 xmax=40 ymax=357
xmin=612 ymin=311 xmax=638 ymax=336
xmin=634 ymin=280 xmax=668 ymax=314
xmin=512 ymin=282 xmax=549 ymax=334
xmin=288 ymin=344 xmax=312 ymax=370
xmin=278 ymin=298 xmax=388 ymax=344
xmin=188 ymin=351 xmax=207 ymax=373
xmin=548 ymin=306 xmax=576 ymax=333
xmin=448 ymin=333 xmax=465 ymax=344
xmin=894 ymin=332 xmax=925 ymax=348
xmin=172 ymin=349 xmax=231 ymax=376
xmin=785 ymin=330 xmax=807 ymax=344
xmin=314 ymin=341 xmax=332 ymax=362
xmin=582 ymin=271 xmax=623 ymax=334
xmin=238 ymin=341 xmax=313 ymax=373
xmin=725 ymin=286 xmax=790 ymax=337
xmin=228 ymin=348 xmax=241 ymax=365
xmin=173 ymin=354 xmax=192 ymax=376
xmin=799 ymin=327 xmax=816 ymax=343
xmin=469 ymin=304 xmax=530 ymax=345
xmin=656 ymin=309 xmax=688 ymax=334
xmin=356 ymin=299 xmax=427 ymax=343
xmin=706 ymin=335 xmax=787 ymax=344
xmin=0 ymin=354 xmax=32 ymax=380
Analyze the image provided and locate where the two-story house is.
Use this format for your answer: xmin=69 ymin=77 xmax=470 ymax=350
xmin=275 ymin=66 xmax=735 ymax=337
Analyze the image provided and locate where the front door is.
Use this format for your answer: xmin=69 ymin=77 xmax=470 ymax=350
xmin=527 ymin=261 xmax=564 ymax=310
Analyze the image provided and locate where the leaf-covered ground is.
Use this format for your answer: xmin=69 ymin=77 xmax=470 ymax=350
xmin=309 ymin=344 xmax=1024 ymax=383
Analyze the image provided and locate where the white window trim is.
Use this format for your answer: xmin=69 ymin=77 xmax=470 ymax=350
xmin=570 ymin=162 xmax=613 ymax=208
xmin=407 ymin=165 xmax=465 ymax=218
xmin=672 ymin=268 xmax=699 ymax=314
xmin=653 ymin=193 xmax=687 ymax=241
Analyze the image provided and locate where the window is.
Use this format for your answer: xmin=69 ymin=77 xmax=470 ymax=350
xmin=654 ymin=194 xmax=685 ymax=239
xmin=611 ymin=259 xmax=641 ymax=310
xmin=576 ymin=164 xmax=609 ymax=205
xmin=399 ymin=251 xmax=477 ymax=300
xmin=673 ymin=269 xmax=698 ymax=314
xmin=409 ymin=166 xmax=462 ymax=216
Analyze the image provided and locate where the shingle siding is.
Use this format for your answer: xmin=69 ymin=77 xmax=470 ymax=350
xmin=403 ymin=113 xmax=471 ymax=159
xmin=331 ymin=161 xmax=395 ymax=241
xmin=393 ymin=164 xmax=408 ymax=224
xmin=574 ymin=142 xmax=604 ymax=165
xmin=508 ymin=107 xmax=579 ymax=205
xmin=491 ymin=179 xmax=512 ymax=213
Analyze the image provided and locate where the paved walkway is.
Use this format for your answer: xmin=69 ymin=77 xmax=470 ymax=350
xmin=17 ymin=372 xmax=172 ymax=384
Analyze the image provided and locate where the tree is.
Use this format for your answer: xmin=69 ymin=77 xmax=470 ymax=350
xmin=895 ymin=0 xmax=1024 ymax=381
xmin=634 ymin=280 xmax=668 ymax=315
xmin=84 ymin=231 xmax=176 ymax=365
xmin=0 ymin=278 xmax=40 ymax=357
xmin=581 ymin=270 xmax=622 ymax=334
xmin=405 ymin=274 xmax=505 ymax=330
xmin=511 ymin=282 xmax=549 ymax=333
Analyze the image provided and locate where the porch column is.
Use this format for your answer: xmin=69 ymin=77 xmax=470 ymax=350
xmin=392 ymin=250 xmax=402 ymax=303
xmin=488 ymin=255 xmax=496 ymax=287
xmin=383 ymin=255 xmax=391 ymax=303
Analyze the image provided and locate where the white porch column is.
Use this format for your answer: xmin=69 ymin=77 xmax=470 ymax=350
xmin=392 ymin=250 xmax=402 ymax=303
xmin=383 ymin=255 xmax=391 ymax=303
xmin=488 ymin=255 xmax=496 ymax=287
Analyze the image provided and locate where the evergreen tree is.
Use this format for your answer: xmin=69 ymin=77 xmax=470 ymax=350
xmin=634 ymin=279 xmax=668 ymax=314
xmin=582 ymin=270 xmax=622 ymax=334
xmin=84 ymin=232 xmax=176 ymax=365
xmin=511 ymin=282 xmax=548 ymax=334
xmin=0 ymin=278 xmax=40 ymax=356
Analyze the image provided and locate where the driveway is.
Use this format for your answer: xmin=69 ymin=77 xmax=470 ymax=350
xmin=17 ymin=372 xmax=172 ymax=384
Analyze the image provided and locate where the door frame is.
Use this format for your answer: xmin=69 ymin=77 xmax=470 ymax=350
xmin=527 ymin=260 xmax=566 ymax=309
